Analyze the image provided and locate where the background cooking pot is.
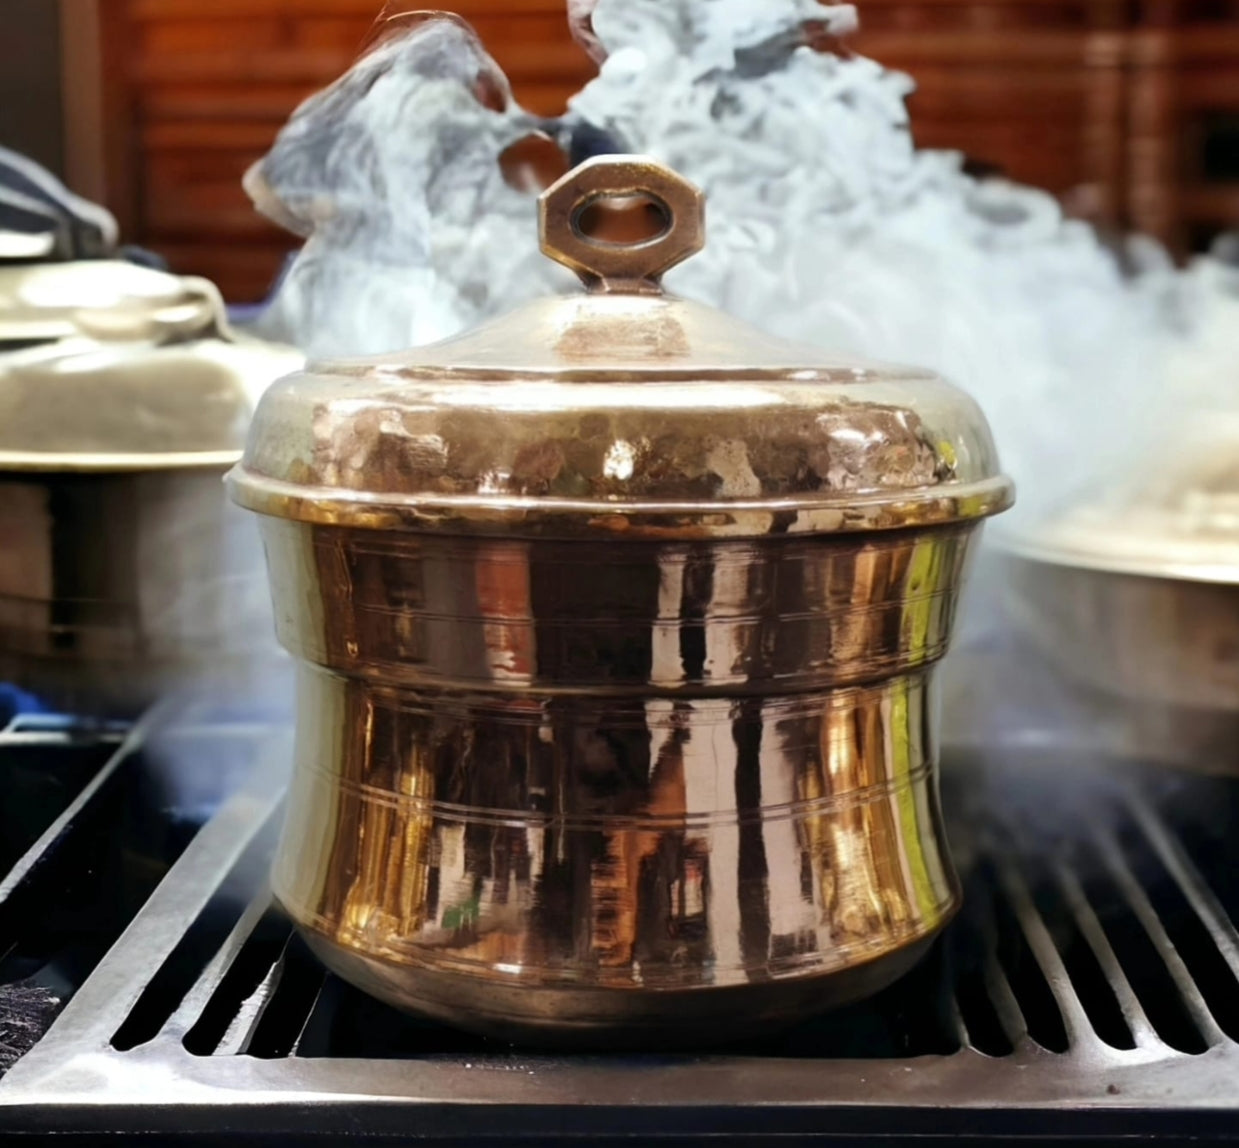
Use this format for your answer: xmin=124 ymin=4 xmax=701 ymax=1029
xmin=984 ymin=415 xmax=1239 ymax=775
xmin=230 ymin=156 xmax=1013 ymax=1046
xmin=0 ymin=260 xmax=302 ymax=715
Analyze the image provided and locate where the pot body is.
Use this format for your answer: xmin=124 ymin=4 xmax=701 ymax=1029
xmin=264 ymin=517 xmax=978 ymax=1043
xmin=0 ymin=469 xmax=276 ymax=715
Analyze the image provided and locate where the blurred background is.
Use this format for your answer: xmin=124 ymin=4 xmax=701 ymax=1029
xmin=7 ymin=0 xmax=1239 ymax=303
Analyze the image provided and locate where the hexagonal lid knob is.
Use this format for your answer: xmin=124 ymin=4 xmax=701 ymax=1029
xmin=539 ymin=155 xmax=705 ymax=293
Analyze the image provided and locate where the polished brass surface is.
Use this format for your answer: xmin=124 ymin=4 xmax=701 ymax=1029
xmin=537 ymin=155 xmax=705 ymax=292
xmin=260 ymin=521 xmax=976 ymax=694
xmin=263 ymin=518 xmax=972 ymax=1039
xmin=236 ymin=155 xmax=1011 ymax=1042
xmin=298 ymin=934 xmax=937 ymax=1047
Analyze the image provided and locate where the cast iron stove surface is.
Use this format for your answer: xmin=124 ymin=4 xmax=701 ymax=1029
xmin=0 ymin=700 xmax=1237 ymax=1145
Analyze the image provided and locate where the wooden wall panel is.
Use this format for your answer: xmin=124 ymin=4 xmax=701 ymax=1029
xmin=855 ymin=28 xmax=1128 ymax=221
xmin=89 ymin=1 xmax=1238 ymax=302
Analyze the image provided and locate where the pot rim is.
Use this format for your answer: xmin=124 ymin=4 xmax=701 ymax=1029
xmin=228 ymin=468 xmax=1013 ymax=540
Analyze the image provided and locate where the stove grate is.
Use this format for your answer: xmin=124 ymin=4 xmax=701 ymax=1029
xmin=0 ymin=705 xmax=279 ymax=1079
xmin=0 ymin=720 xmax=1237 ymax=1143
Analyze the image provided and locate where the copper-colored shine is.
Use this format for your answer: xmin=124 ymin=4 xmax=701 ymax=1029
xmin=266 ymin=522 xmax=971 ymax=1041
xmin=235 ymin=156 xmax=1012 ymax=1043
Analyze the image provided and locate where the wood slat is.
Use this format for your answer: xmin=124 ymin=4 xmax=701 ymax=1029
xmin=906 ymin=71 xmax=1099 ymax=112
xmin=146 ymin=205 xmax=279 ymax=238
xmin=139 ymin=17 xmax=369 ymax=55
xmin=1164 ymin=24 xmax=1239 ymax=52
xmin=859 ymin=0 xmax=1109 ymax=8
xmin=137 ymin=12 xmax=578 ymax=64
xmin=509 ymin=82 xmax=583 ymax=115
xmin=146 ymin=148 xmax=265 ymax=187
xmin=141 ymin=85 xmax=324 ymax=122
xmin=1180 ymin=183 xmax=1239 ymax=221
xmin=129 ymin=0 xmax=568 ymax=18
xmin=861 ymin=10 xmax=1099 ymax=31
xmin=912 ymin=129 xmax=1089 ymax=189
xmin=133 ymin=41 xmax=590 ymax=83
xmin=135 ymin=49 xmax=356 ymax=84
xmin=856 ymin=29 xmax=1127 ymax=62
xmin=142 ymin=121 xmax=282 ymax=151
xmin=1179 ymin=69 xmax=1239 ymax=107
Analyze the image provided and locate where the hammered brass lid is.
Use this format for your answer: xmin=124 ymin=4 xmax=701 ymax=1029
xmin=229 ymin=156 xmax=1013 ymax=538
xmin=0 ymin=261 xmax=303 ymax=471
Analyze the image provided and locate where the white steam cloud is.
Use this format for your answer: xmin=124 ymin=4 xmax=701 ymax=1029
xmin=244 ymin=0 xmax=1239 ymax=754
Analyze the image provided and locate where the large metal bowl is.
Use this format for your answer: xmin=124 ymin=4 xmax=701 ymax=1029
xmin=989 ymin=418 xmax=1239 ymax=775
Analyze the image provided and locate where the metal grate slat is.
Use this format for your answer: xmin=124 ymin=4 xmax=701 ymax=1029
xmin=1051 ymin=860 xmax=1161 ymax=1051
xmin=1094 ymin=830 xmax=1227 ymax=1049
xmin=1127 ymin=794 xmax=1239 ymax=982
xmin=994 ymin=857 xmax=1097 ymax=1051
xmin=5 ymin=728 xmax=1239 ymax=1142
xmin=164 ymin=887 xmax=275 ymax=1044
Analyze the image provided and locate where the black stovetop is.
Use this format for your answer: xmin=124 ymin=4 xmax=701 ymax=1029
xmin=1 ymin=696 xmax=1238 ymax=1145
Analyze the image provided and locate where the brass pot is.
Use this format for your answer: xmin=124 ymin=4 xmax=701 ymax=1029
xmin=0 ymin=261 xmax=302 ymax=713
xmin=230 ymin=156 xmax=1013 ymax=1044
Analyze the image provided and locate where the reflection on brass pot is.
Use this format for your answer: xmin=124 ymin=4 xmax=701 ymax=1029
xmin=266 ymin=522 xmax=970 ymax=1042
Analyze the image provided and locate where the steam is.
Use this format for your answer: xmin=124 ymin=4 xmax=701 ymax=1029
xmin=249 ymin=0 xmax=1238 ymax=537
xmin=245 ymin=15 xmax=569 ymax=360
xmin=244 ymin=0 xmax=1239 ymax=758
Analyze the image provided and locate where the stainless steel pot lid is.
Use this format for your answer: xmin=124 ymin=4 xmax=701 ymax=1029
xmin=0 ymin=261 xmax=302 ymax=471
xmin=1005 ymin=413 xmax=1239 ymax=584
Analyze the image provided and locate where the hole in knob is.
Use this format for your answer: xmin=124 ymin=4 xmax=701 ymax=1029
xmin=574 ymin=193 xmax=671 ymax=247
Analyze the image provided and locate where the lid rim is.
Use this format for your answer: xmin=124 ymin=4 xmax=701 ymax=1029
xmin=310 ymin=362 xmax=939 ymax=384
xmin=0 ymin=449 xmax=242 ymax=474
xmin=232 ymin=157 xmax=1011 ymax=535
xmin=227 ymin=469 xmax=1013 ymax=540
xmin=999 ymin=535 xmax=1239 ymax=586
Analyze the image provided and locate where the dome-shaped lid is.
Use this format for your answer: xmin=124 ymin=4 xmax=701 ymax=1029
xmin=0 ymin=260 xmax=303 ymax=471
xmin=1008 ymin=413 xmax=1239 ymax=584
xmin=229 ymin=156 xmax=1012 ymax=539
